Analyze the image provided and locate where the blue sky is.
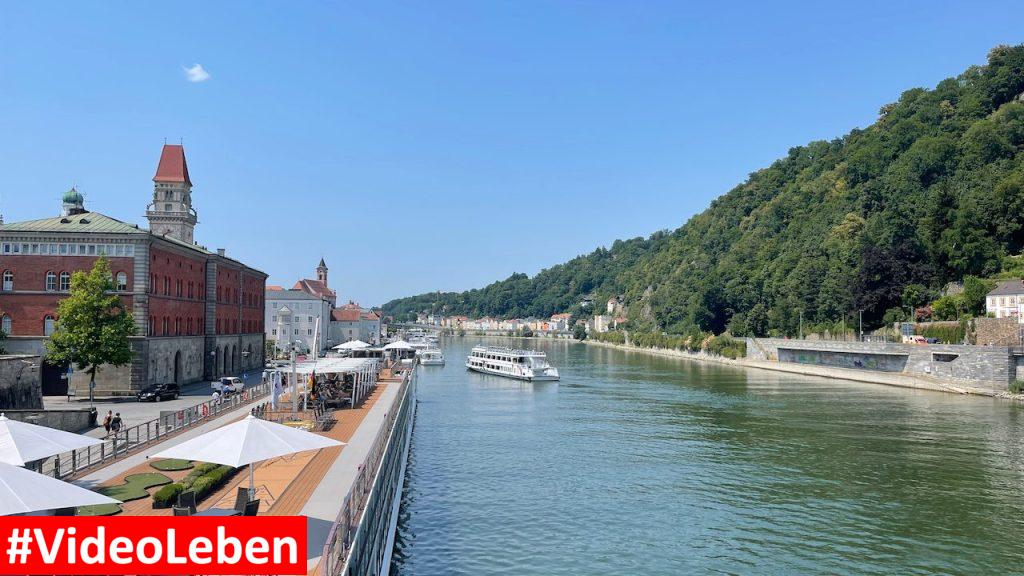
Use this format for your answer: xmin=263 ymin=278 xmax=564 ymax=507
xmin=2 ymin=1 xmax=1023 ymax=305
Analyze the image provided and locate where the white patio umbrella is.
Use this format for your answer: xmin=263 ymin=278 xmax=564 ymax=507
xmin=383 ymin=340 xmax=413 ymax=350
xmin=0 ymin=461 xmax=119 ymax=516
xmin=334 ymin=340 xmax=370 ymax=350
xmin=0 ymin=413 xmax=103 ymax=466
xmin=151 ymin=415 xmax=344 ymax=498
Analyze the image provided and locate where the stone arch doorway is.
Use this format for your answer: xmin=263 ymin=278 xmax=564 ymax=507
xmin=230 ymin=344 xmax=237 ymax=374
xmin=217 ymin=348 xmax=224 ymax=376
xmin=173 ymin=350 xmax=182 ymax=384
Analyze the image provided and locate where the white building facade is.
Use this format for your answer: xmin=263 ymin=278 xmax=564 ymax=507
xmin=265 ymin=289 xmax=332 ymax=354
xmin=986 ymin=280 xmax=1024 ymax=323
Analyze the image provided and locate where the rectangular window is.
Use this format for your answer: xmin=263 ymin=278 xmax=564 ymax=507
xmin=87 ymin=245 xmax=96 ymax=255
xmin=307 ymin=329 xmax=313 ymax=335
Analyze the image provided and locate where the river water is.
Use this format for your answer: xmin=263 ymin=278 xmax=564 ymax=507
xmin=391 ymin=337 xmax=1024 ymax=575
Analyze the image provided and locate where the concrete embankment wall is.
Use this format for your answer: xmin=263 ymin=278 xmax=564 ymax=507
xmin=746 ymin=338 xmax=1015 ymax=393
xmin=585 ymin=339 xmax=1017 ymax=397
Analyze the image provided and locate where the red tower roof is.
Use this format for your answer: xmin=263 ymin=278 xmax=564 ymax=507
xmin=153 ymin=144 xmax=191 ymax=185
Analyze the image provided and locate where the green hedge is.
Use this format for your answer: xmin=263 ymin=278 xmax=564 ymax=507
xmin=591 ymin=331 xmax=626 ymax=345
xmin=917 ymin=323 xmax=967 ymax=344
xmin=152 ymin=464 xmax=237 ymax=509
xmin=705 ymin=335 xmax=747 ymax=359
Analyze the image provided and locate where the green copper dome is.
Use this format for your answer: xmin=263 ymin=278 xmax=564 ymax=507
xmin=62 ymin=187 xmax=83 ymax=204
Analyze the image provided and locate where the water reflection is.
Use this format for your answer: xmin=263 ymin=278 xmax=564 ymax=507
xmin=394 ymin=337 xmax=1024 ymax=575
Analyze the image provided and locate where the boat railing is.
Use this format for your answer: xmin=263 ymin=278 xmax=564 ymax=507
xmin=319 ymin=369 xmax=414 ymax=576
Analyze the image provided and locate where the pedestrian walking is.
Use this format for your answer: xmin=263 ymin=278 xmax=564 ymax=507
xmin=110 ymin=412 xmax=123 ymax=434
xmin=212 ymin=389 xmax=221 ymax=405
xmin=102 ymin=410 xmax=113 ymax=436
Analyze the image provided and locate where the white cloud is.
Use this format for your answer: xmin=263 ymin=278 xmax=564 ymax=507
xmin=183 ymin=63 xmax=211 ymax=83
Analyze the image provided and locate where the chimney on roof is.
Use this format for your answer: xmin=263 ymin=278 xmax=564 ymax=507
xmin=217 ymin=248 xmax=225 ymax=256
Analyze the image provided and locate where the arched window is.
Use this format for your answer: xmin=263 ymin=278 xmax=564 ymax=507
xmin=2 ymin=270 xmax=12 ymax=291
xmin=45 ymin=272 xmax=56 ymax=292
xmin=1 ymin=315 xmax=11 ymax=334
xmin=115 ymin=272 xmax=128 ymax=291
xmin=43 ymin=315 xmax=55 ymax=336
xmin=59 ymin=272 xmax=70 ymax=292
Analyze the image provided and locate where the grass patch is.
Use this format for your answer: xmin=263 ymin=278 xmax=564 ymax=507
xmin=75 ymin=503 xmax=122 ymax=516
xmin=98 ymin=473 xmax=172 ymax=502
xmin=149 ymin=458 xmax=193 ymax=472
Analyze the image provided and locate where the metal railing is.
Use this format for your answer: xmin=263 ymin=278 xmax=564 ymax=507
xmin=39 ymin=381 xmax=270 ymax=480
xmin=319 ymin=369 xmax=414 ymax=576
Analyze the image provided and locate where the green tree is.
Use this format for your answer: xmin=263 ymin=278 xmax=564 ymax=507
xmin=961 ymin=275 xmax=996 ymax=316
xmin=901 ymin=284 xmax=931 ymax=308
xmin=572 ymin=323 xmax=587 ymax=341
xmin=46 ymin=257 xmax=136 ymax=403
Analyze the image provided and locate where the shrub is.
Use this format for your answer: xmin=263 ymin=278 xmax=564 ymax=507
xmin=151 ymin=464 xmax=237 ymax=509
xmin=705 ymin=335 xmax=747 ymax=359
xmin=1011 ymin=380 xmax=1024 ymax=394
xmin=152 ymin=483 xmax=184 ymax=508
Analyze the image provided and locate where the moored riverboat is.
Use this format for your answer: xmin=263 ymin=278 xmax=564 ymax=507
xmin=465 ymin=345 xmax=560 ymax=381
xmin=418 ymin=348 xmax=446 ymax=366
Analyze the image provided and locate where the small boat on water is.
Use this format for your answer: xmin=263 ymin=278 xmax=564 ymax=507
xmin=418 ymin=348 xmax=446 ymax=366
xmin=465 ymin=345 xmax=560 ymax=381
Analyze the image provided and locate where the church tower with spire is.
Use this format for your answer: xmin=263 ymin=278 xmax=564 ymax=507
xmin=146 ymin=144 xmax=197 ymax=243
xmin=317 ymin=258 xmax=328 ymax=286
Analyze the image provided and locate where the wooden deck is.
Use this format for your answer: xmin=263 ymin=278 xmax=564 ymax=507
xmin=90 ymin=382 xmax=389 ymax=517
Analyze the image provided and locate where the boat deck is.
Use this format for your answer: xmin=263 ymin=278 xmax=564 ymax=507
xmin=69 ymin=367 xmax=413 ymax=573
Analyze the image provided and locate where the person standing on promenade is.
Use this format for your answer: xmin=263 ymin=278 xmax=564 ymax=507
xmin=110 ymin=412 xmax=122 ymax=435
xmin=102 ymin=410 xmax=113 ymax=437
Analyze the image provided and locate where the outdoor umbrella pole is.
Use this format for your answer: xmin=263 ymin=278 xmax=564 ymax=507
xmin=249 ymin=462 xmax=255 ymax=500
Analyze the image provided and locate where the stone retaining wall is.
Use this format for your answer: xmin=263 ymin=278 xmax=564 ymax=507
xmin=0 ymin=354 xmax=43 ymax=409
xmin=2 ymin=408 xmax=95 ymax=432
xmin=747 ymin=338 xmax=1014 ymax=392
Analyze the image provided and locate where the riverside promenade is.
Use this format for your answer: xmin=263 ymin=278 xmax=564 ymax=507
xmin=67 ymin=365 xmax=416 ymax=575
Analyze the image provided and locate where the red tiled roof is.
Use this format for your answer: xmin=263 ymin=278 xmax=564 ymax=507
xmin=331 ymin=308 xmax=361 ymax=322
xmin=551 ymin=313 xmax=571 ymax=320
xmin=293 ymin=279 xmax=336 ymax=300
xmin=266 ymin=285 xmax=284 ymax=291
xmin=361 ymin=311 xmax=380 ymax=321
xmin=153 ymin=144 xmax=191 ymax=185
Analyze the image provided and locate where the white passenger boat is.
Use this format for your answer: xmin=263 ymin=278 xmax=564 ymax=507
xmin=465 ymin=345 xmax=560 ymax=381
xmin=418 ymin=348 xmax=446 ymax=366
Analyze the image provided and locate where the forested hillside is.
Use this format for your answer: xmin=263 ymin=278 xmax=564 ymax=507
xmin=384 ymin=45 xmax=1024 ymax=336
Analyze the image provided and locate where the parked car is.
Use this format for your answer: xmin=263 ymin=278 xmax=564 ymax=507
xmin=137 ymin=382 xmax=180 ymax=402
xmin=212 ymin=377 xmax=245 ymax=394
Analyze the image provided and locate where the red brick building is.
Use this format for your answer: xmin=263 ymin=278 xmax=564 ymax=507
xmin=0 ymin=145 xmax=267 ymax=396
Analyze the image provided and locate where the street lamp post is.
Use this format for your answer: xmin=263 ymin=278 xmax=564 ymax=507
xmin=291 ymin=343 xmax=298 ymax=419
xmin=798 ymin=310 xmax=803 ymax=340
xmin=858 ymin=309 xmax=863 ymax=342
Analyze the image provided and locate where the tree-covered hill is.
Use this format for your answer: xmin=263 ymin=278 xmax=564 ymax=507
xmin=384 ymin=45 xmax=1024 ymax=336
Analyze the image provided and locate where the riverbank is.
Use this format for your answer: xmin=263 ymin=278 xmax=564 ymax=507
xmin=583 ymin=338 xmax=1022 ymax=400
